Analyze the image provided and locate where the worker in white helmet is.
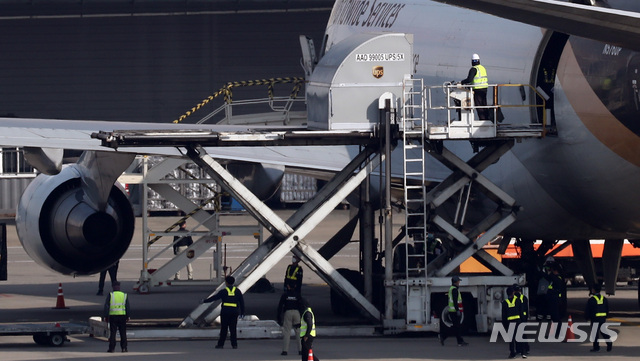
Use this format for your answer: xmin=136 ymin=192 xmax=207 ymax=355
xmin=461 ymin=53 xmax=491 ymax=121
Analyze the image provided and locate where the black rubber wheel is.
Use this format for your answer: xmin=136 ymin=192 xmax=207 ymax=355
xmin=440 ymin=306 xmax=464 ymax=328
xmin=33 ymin=334 xmax=49 ymax=345
xmin=48 ymin=333 xmax=66 ymax=347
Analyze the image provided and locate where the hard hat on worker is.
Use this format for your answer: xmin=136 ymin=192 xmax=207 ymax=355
xmin=471 ymin=53 xmax=480 ymax=65
xmin=451 ymin=275 xmax=461 ymax=284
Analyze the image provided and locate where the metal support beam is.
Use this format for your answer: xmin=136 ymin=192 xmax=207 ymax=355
xmin=187 ymin=145 xmax=293 ymax=237
xmin=427 ymin=141 xmax=516 ymax=207
xmin=436 ymin=213 xmax=516 ymax=276
xmin=472 ymin=249 xmax=514 ymax=276
xmin=181 ymin=145 xmax=384 ymax=327
xmin=360 ymin=179 xmax=375 ymax=301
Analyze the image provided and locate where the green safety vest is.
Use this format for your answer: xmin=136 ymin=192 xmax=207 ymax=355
xmin=472 ymin=65 xmax=488 ymax=90
xmin=109 ymin=291 xmax=127 ymax=316
xmin=592 ymin=294 xmax=607 ymax=318
xmin=223 ymin=287 xmax=237 ymax=308
xmin=448 ymin=285 xmax=463 ymax=312
xmin=300 ymin=308 xmax=316 ymax=337
xmin=506 ymin=297 xmax=520 ymax=321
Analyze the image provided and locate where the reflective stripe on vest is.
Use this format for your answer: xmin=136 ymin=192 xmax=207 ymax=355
xmin=506 ymin=297 xmax=520 ymax=321
xmin=592 ymin=294 xmax=607 ymax=317
xmin=518 ymin=294 xmax=527 ymax=316
xmin=286 ymin=266 xmax=300 ymax=281
xmin=109 ymin=291 xmax=127 ymax=315
xmin=547 ymin=275 xmax=563 ymax=297
xmin=300 ymin=308 xmax=316 ymax=337
xmin=448 ymin=285 xmax=463 ymax=312
xmin=472 ymin=65 xmax=488 ymax=89
xmin=223 ymin=287 xmax=237 ymax=307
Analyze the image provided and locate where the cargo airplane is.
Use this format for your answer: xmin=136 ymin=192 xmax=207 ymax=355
xmin=1 ymin=0 xmax=640 ymax=317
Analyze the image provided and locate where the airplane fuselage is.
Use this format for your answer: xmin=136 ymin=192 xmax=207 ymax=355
xmin=324 ymin=0 xmax=640 ymax=240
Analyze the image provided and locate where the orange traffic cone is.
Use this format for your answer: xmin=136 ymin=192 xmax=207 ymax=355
xmin=307 ymin=348 xmax=314 ymax=361
xmin=53 ymin=283 xmax=69 ymax=309
xmin=565 ymin=315 xmax=575 ymax=341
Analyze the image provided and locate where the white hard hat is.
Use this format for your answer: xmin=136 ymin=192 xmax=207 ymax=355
xmin=472 ymin=53 xmax=480 ymax=60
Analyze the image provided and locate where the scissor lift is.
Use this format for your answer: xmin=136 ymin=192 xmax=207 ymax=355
xmin=391 ymin=79 xmax=545 ymax=332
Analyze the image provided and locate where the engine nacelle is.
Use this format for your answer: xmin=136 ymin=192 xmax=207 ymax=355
xmin=16 ymin=164 xmax=134 ymax=275
xmin=226 ymin=162 xmax=284 ymax=201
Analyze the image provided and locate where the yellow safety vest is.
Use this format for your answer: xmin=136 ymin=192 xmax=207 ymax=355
xmin=448 ymin=285 xmax=463 ymax=312
xmin=506 ymin=297 xmax=520 ymax=321
xmin=518 ymin=294 xmax=527 ymax=317
xmin=300 ymin=308 xmax=316 ymax=337
xmin=547 ymin=275 xmax=563 ymax=297
xmin=592 ymin=294 xmax=607 ymax=318
xmin=286 ymin=266 xmax=300 ymax=281
xmin=109 ymin=291 xmax=127 ymax=316
xmin=472 ymin=65 xmax=488 ymax=90
xmin=223 ymin=287 xmax=237 ymax=308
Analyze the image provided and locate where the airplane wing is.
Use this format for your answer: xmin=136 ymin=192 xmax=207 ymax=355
xmin=434 ymin=0 xmax=640 ymax=51
xmin=0 ymin=117 xmax=354 ymax=172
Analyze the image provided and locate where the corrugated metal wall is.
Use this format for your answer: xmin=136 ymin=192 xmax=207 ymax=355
xmin=0 ymin=4 xmax=331 ymax=123
xmin=0 ymin=177 xmax=33 ymax=216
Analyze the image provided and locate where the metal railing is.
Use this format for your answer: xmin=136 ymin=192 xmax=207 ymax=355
xmin=426 ymin=82 xmax=547 ymax=129
xmin=0 ymin=148 xmax=36 ymax=177
xmin=195 ymin=96 xmax=306 ymax=125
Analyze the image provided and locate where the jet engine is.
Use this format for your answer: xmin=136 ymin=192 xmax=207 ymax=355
xmin=16 ymin=162 xmax=134 ymax=276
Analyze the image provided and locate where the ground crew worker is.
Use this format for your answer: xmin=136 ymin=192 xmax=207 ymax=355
xmin=285 ymin=255 xmax=303 ymax=293
xmin=102 ymin=281 xmax=130 ymax=353
xmin=461 ymin=53 xmax=490 ymax=121
xmin=203 ymin=275 xmax=245 ymax=349
xmin=426 ymin=234 xmax=443 ymax=263
xmin=585 ymin=284 xmax=612 ymax=352
xmin=439 ymin=275 xmax=468 ymax=346
xmin=299 ymin=298 xmax=319 ymax=361
xmin=544 ymin=262 xmax=565 ymax=337
xmin=503 ymin=286 xmax=525 ymax=359
xmin=173 ymin=220 xmax=194 ymax=280
xmin=535 ymin=264 xmax=550 ymax=321
xmin=513 ymin=284 xmax=530 ymax=355
xmin=277 ymin=283 xmax=303 ymax=356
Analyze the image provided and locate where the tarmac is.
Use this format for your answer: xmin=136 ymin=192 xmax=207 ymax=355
xmin=1 ymin=210 xmax=640 ymax=360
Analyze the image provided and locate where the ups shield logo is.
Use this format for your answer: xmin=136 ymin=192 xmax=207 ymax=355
xmin=372 ymin=66 xmax=384 ymax=79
